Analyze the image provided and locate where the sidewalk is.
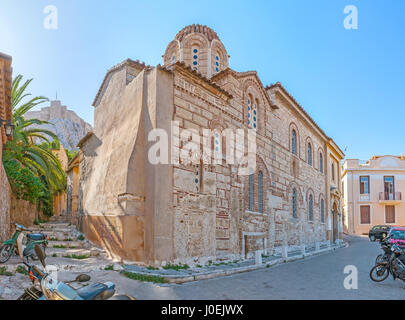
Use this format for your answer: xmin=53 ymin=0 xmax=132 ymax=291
xmin=123 ymin=240 xmax=348 ymax=284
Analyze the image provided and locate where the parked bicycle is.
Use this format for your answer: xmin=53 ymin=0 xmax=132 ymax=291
xmin=0 ymin=223 xmax=48 ymax=263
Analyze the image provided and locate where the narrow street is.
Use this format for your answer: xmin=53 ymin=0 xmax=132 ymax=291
xmin=77 ymin=235 xmax=405 ymax=300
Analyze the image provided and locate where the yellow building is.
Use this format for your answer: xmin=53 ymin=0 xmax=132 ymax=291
xmin=51 ymin=142 xmax=68 ymax=217
xmin=342 ymin=155 xmax=405 ymax=235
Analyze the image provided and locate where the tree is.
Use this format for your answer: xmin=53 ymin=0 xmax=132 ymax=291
xmin=2 ymin=75 xmax=66 ymax=215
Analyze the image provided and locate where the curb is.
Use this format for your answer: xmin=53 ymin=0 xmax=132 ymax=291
xmin=124 ymin=242 xmax=348 ymax=284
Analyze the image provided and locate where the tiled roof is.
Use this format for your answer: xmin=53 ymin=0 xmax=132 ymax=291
xmin=212 ymin=68 xmax=278 ymax=110
xmin=162 ymin=61 xmax=233 ymax=99
xmin=175 ymin=24 xmax=220 ymax=42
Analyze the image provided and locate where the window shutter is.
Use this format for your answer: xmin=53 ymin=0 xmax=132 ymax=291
xmin=385 ymin=206 xmax=395 ymax=224
xmin=360 ymin=206 xmax=371 ymax=224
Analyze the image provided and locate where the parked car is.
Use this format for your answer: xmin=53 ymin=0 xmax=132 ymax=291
xmin=369 ymin=225 xmax=393 ymax=241
xmin=387 ymin=227 xmax=405 ymax=248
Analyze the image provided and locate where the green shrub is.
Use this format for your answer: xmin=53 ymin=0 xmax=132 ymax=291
xmin=120 ymin=271 xmax=167 ymax=284
xmin=162 ymin=263 xmax=190 ymax=271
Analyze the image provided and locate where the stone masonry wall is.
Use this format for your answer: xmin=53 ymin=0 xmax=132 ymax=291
xmin=0 ymin=165 xmax=11 ymax=241
xmin=171 ymin=67 xmax=327 ymax=264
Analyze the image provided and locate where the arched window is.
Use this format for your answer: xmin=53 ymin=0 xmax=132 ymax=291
xmin=307 ymin=143 xmax=312 ymax=166
xmin=321 ymin=198 xmax=325 ymax=223
xmin=319 ymin=153 xmax=323 ymax=173
xmin=292 ymin=130 xmax=297 ymax=155
xmin=258 ymin=171 xmax=263 ymax=213
xmin=192 ymin=47 xmax=199 ymax=71
xmin=247 ymin=95 xmax=257 ymax=130
xmin=252 ymin=99 xmax=258 ymax=129
xmin=215 ymin=54 xmax=220 ymax=73
xmin=308 ymin=194 xmax=313 ymax=221
xmin=249 ymin=174 xmax=254 ymax=211
xmin=171 ymin=54 xmax=176 ymax=64
xmin=292 ymin=189 xmax=297 ymax=218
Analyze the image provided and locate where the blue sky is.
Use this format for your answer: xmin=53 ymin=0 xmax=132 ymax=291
xmin=0 ymin=0 xmax=404 ymax=160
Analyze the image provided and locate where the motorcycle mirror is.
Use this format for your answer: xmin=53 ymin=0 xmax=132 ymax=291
xmin=76 ymin=274 xmax=91 ymax=282
xmin=34 ymin=245 xmax=46 ymax=268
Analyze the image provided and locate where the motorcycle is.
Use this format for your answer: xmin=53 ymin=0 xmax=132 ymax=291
xmin=375 ymin=236 xmax=393 ymax=264
xmin=17 ymin=245 xmax=135 ymax=300
xmin=0 ymin=223 xmax=48 ymax=263
xmin=370 ymin=242 xmax=405 ymax=282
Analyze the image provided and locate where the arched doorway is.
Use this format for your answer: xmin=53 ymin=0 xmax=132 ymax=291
xmin=332 ymin=202 xmax=339 ymax=243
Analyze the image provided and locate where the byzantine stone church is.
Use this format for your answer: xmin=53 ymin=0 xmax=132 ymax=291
xmin=72 ymin=25 xmax=344 ymax=266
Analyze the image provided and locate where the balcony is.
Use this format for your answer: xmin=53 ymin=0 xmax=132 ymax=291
xmin=379 ymin=192 xmax=402 ymax=205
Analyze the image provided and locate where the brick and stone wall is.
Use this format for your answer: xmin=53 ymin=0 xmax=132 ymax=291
xmin=0 ymin=165 xmax=11 ymax=241
xmin=0 ymin=52 xmax=12 ymax=241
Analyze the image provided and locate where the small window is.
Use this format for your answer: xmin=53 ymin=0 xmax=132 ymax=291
xmin=292 ymin=130 xmax=297 ymax=155
xmin=332 ymin=163 xmax=335 ymax=181
xmin=360 ymin=205 xmax=371 ymax=224
xmin=319 ymin=153 xmax=323 ymax=173
xmin=308 ymin=194 xmax=313 ymax=221
xmin=192 ymin=47 xmax=199 ymax=70
xmin=215 ymin=55 xmax=220 ymax=73
xmin=321 ymin=199 xmax=325 ymax=223
xmin=171 ymin=55 xmax=176 ymax=64
xmin=307 ymin=143 xmax=312 ymax=166
xmin=360 ymin=176 xmax=370 ymax=194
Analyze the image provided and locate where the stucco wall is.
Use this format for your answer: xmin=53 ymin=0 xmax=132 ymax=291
xmin=80 ymin=66 xmax=149 ymax=262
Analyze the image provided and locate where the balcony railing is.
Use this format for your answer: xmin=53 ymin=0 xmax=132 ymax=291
xmin=379 ymin=192 xmax=402 ymax=203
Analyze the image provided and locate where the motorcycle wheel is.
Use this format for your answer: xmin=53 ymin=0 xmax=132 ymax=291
xmin=370 ymin=265 xmax=390 ymax=282
xmin=0 ymin=244 xmax=13 ymax=263
xmin=30 ymin=244 xmax=46 ymax=261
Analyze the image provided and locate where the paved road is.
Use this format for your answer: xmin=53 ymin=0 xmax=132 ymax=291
xmin=64 ymin=236 xmax=405 ymax=299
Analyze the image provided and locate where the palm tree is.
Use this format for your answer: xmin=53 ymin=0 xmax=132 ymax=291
xmin=2 ymin=75 xmax=66 ymax=202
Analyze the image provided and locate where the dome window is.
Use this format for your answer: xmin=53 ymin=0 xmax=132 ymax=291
xmin=192 ymin=47 xmax=199 ymax=71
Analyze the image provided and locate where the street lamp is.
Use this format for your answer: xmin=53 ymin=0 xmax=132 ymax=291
xmin=0 ymin=119 xmax=14 ymax=137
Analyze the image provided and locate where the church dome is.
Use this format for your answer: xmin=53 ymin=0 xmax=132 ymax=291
xmin=175 ymin=24 xmax=220 ymax=42
xmin=163 ymin=24 xmax=229 ymax=79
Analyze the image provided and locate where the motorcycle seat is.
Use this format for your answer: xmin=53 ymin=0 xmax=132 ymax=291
xmin=27 ymin=233 xmax=46 ymax=241
xmin=76 ymin=282 xmax=115 ymax=300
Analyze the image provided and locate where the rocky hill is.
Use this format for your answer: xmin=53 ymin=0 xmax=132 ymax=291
xmin=25 ymin=100 xmax=92 ymax=151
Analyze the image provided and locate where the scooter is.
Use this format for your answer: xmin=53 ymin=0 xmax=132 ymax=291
xmin=17 ymin=245 xmax=135 ymax=300
xmin=0 ymin=223 xmax=48 ymax=263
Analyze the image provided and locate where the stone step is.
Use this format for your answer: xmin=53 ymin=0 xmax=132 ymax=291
xmin=40 ymin=223 xmax=71 ymax=229
xmin=45 ymin=248 xmax=104 ymax=259
xmin=48 ymin=241 xmax=85 ymax=249
xmin=30 ymin=226 xmax=75 ymax=233
xmin=3 ymin=257 xmax=119 ymax=273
